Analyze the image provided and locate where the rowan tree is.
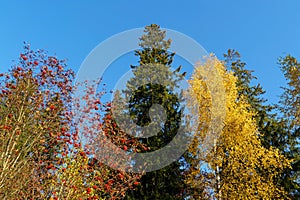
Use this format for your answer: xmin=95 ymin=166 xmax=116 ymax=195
xmin=0 ymin=44 xmax=142 ymax=199
xmin=0 ymin=44 xmax=74 ymax=199
xmin=52 ymin=81 xmax=143 ymax=200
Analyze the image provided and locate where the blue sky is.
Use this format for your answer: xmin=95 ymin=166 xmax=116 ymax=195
xmin=0 ymin=0 xmax=299 ymax=104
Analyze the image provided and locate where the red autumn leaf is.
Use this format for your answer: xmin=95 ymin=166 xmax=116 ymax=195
xmin=86 ymin=187 xmax=92 ymax=194
xmin=20 ymin=54 xmax=28 ymax=61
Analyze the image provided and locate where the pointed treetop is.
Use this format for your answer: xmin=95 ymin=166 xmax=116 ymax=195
xmin=139 ymin=24 xmax=172 ymax=50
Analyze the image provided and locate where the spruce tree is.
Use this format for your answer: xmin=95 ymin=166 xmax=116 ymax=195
xmin=276 ymin=55 xmax=300 ymax=198
xmin=123 ymin=24 xmax=186 ymax=199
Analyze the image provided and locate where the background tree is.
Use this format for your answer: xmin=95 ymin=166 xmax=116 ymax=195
xmin=276 ymin=55 xmax=300 ymax=198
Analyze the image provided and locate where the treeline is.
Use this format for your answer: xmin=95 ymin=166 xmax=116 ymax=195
xmin=0 ymin=25 xmax=299 ymax=199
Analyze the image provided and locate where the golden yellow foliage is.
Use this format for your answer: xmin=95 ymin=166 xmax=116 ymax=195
xmin=185 ymin=56 xmax=291 ymax=199
xmin=52 ymin=152 xmax=100 ymax=200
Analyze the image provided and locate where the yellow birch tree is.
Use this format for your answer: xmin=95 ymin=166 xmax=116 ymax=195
xmin=185 ymin=56 xmax=291 ymax=199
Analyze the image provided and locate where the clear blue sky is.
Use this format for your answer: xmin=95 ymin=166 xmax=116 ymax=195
xmin=1 ymin=0 xmax=299 ymax=104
